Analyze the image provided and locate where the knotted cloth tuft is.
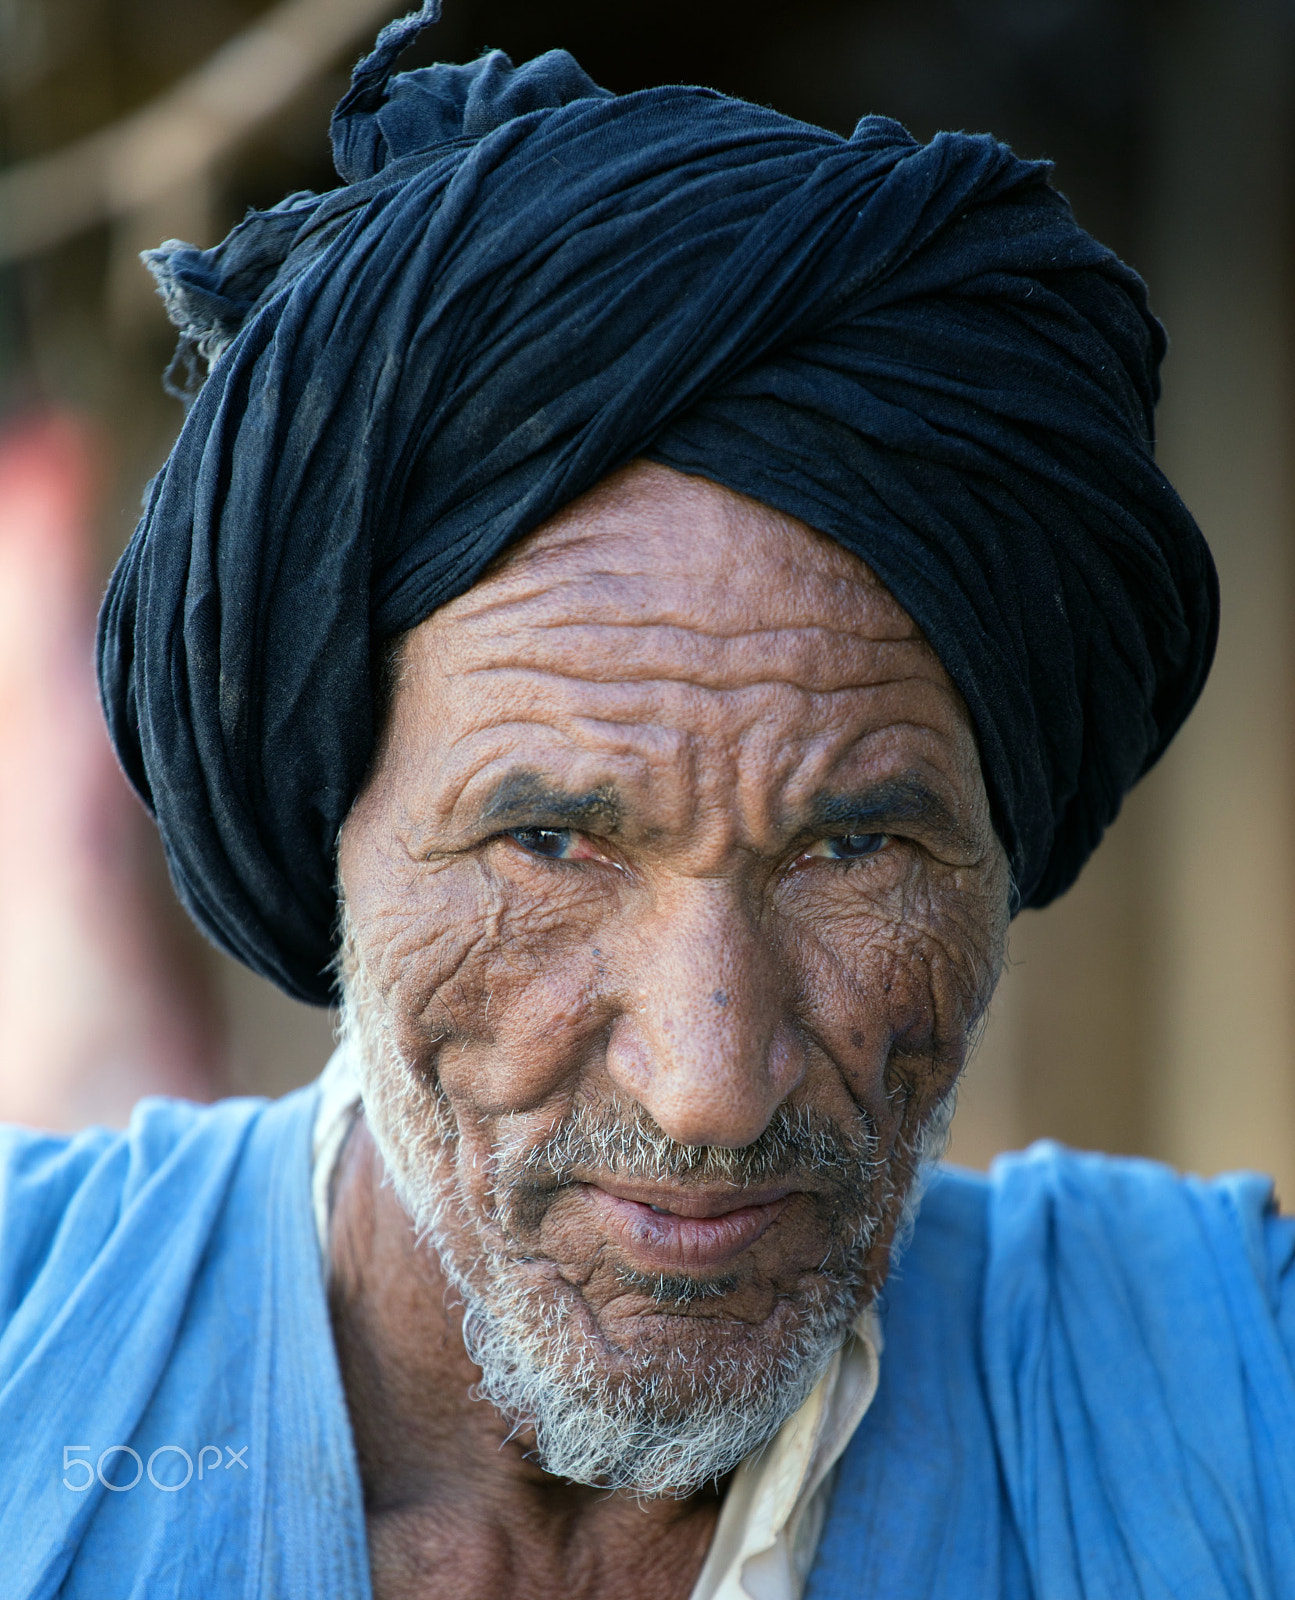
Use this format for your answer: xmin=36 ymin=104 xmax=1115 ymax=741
xmin=97 ymin=2 xmax=1218 ymax=1003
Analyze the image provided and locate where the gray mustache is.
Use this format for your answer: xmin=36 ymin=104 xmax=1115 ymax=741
xmin=509 ymin=1096 xmax=881 ymax=1192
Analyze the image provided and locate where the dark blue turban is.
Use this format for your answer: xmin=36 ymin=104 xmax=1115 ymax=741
xmin=98 ymin=2 xmax=1217 ymax=1004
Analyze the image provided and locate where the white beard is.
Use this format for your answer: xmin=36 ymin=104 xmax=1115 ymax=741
xmin=338 ymin=926 xmax=950 ymax=1498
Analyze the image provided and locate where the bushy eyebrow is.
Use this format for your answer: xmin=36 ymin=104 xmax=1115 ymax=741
xmin=474 ymin=768 xmax=971 ymax=853
xmin=803 ymin=776 xmax=970 ymax=851
xmin=479 ymin=769 xmax=623 ymax=833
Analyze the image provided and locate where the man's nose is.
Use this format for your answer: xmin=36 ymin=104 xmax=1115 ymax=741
xmin=604 ymin=883 xmax=806 ymax=1149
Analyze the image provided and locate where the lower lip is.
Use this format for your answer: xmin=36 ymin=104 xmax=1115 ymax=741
xmin=584 ymin=1187 xmax=789 ymax=1272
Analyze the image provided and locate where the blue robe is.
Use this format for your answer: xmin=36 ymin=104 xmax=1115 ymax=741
xmin=1 ymin=1087 xmax=1291 ymax=1598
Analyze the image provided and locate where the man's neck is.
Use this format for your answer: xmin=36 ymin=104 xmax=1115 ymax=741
xmin=327 ymin=1117 xmax=724 ymax=1600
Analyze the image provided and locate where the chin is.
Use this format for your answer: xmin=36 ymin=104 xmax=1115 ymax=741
xmin=454 ymin=1249 xmax=865 ymax=1497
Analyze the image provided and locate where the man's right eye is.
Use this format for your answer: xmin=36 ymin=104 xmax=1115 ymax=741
xmin=507 ymin=827 xmax=577 ymax=859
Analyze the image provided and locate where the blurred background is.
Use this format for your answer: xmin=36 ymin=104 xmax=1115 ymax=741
xmin=1 ymin=0 xmax=1292 ymax=1194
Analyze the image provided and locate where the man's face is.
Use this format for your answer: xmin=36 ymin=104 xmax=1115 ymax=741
xmin=338 ymin=460 xmax=1010 ymax=1494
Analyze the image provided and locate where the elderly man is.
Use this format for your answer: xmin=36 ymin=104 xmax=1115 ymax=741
xmin=3 ymin=5 xmax=1292 ymax=1597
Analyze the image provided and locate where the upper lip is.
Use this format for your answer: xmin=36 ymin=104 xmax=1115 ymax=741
xmin=584 ymin=1177 xmax=794 ymax=1219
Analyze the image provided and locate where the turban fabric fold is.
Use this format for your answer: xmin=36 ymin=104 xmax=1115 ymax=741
xmin=98 ymin=2 xmax=1217 ymax=1004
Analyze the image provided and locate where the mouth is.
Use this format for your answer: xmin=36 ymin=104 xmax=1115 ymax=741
xmin=582 ymin=1179 xmax=793 ymax=1273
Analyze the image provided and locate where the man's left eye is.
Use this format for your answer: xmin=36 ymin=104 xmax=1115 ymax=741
xmin=508 ymin=827 xmax=577 ymax=859
xmin=807 ymin=832 xmax=889 ymax=861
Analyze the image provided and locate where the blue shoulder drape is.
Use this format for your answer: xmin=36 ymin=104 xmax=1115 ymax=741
xmin=0 ymin=1092 xmax=1290 ymax=1598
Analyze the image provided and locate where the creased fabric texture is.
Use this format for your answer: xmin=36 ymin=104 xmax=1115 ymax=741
xmin=814 ymin=1151 xmax=1295 ymax=1599
xmin=0 ymin=1091 xmax=368 ymax=1600
xmin=0 ymin=1102 xmax=1290 ymax=1598
xmin=97 ymin=3 xmax=1217 ymax=1001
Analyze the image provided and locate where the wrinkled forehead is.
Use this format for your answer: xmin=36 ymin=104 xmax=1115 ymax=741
xmin=367 ymin=462 xmax=990 ymax=860
xmin=407 ymin=459 xmax=941 ymax=676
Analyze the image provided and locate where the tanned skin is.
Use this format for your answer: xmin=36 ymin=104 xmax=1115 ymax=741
xmin=331 ymin=461 xmax=1011 ymax=1600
